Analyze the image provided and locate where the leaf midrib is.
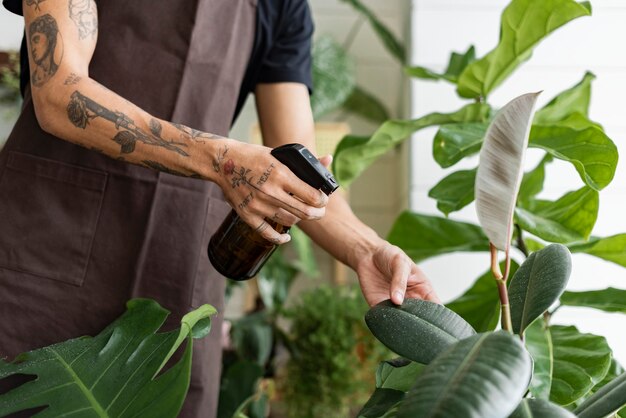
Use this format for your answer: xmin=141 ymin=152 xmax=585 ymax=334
xmin=49 ymin=347 xmax=109 ymax=418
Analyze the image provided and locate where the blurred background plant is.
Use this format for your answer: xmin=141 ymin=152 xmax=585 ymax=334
xmin=0 ymin=51 xmax=21 ymax=148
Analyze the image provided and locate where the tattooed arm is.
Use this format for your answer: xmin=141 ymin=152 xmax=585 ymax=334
xmin=255 ymin=82 xmax=440 ymax=306
xmin=22 ymin=0 xmax=327 ymax=244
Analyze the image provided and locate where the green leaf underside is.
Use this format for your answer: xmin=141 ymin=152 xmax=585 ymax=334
xmin=509 ymin=244 xmax=572 ymax=335
xmin=0 ymin=299 xmax=216 ymax=418
xmin=428 ymin=169 xmax=477 ymax=216
xmin=405 ymin=46 xmax=476 ymax=83
xmin=387 ymin=212 xmax=489 ymax=262
xmin=456 ymin=0 xmax=592 ymax=98
xmin=311 ymin=35 xmax=355 ymax=120
xmin=365 ymin=299 xmax=475 ymax=364
xmin=333 ymin=103 xmax=490 ymax=186
xmin=526 ymin=319 xmax=554 ymax=400
xmin=534 ymin=71 xmax=595 ymax=125
xmin=446 ymin=260 xmax=520 ymax=333
xmin=515 ymin=186 xmax=599 ymax=243
xmin=549 ymin=326 xmax=612 ymax=406
xmin=569 ymin=234 xmax=626 ymax=267
xmin=376 ymin=358 xmax=425 ymax=392
xmin=342 ymin=86 xmax=391 ymax=125
xmin=561 ymin=288 xmax=626 ymax=314
xmin=508 ymin=398 xmax=577 ymax=418
xmin=396 ymin=332 xmax=532 ymax=418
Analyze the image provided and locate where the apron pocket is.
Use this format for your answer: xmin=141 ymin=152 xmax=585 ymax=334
xmin=0 ymin=151 xmax=107 ymax=286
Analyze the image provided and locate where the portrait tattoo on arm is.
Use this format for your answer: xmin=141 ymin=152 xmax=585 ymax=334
xmin=29 ymin=14 xmax=63 ymax=87
xmin=68 ymin=0 xmax=98 ymax=40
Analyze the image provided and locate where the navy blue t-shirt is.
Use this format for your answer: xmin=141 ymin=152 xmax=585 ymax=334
xmin=2 ymin=0 xmax=314 ymax=122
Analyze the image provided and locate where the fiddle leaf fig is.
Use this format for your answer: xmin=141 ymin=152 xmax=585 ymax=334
xmin=432 ymin=122 xmax=487 ymax=168
xmin=525 ymin=319 xmax=554 ymax=400
xmin=534 ymin=71 xmax=595 ymax=124
xmin=457 ymin=0 xmax=591 ymax=99
xmin=560 ymin=287 xmax=626 ymax=314
xmin=0 ymin=299 xmax=216 ymax=418
xmin=518 ymin=154 xmax=553 ymax=204
xmin=405 ymin=45 xmax=476 ymax=84
xmin=569 ymin=234 xmax=626 ymax=267
xmin=428 ymin=168 xmax=477 ymax=216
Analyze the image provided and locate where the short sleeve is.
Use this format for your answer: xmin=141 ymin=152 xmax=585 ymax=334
xmin=257 ymin=0 xmax=314 ymax=91
xmin=3 ymin=0 xmax=23 ymax=15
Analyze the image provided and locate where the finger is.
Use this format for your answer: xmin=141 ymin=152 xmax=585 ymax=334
xmin=270 ymin=208 xmax=301 ymax=227
xmin=389 ymin=254 xmax=411 ymax=305
xmin=318 ymin=154 xmax=333 ymax=168
xmin=279 ymin=168 xmax=329 ymax=209
xmin=408 ymin=265 xmax=441 ymax=304
xmin=238 ymin=211 xmax=291 ymax=245
xmin=253 ymin=185 xmax=326 ymax=221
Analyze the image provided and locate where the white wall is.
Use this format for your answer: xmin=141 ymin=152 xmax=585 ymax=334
xmin=410 ymin=0 xmax=626 ymax=362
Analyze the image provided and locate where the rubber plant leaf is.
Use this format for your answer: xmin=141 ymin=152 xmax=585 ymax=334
xmin=475 ymin=92 xmax=540 ymax=252
xmin=508 ymin=399 xmax=576 ymax=418
xmin=0 ymin=299 xmax=216 ymax=418
xmin=396 ymin=331 xmax=532 ymax=418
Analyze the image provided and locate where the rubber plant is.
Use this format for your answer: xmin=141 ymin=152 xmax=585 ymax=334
xmin=330 ymin=0 xmax=626 ymax=415
xmin=0 ymin=299 xmax=217 ymax=417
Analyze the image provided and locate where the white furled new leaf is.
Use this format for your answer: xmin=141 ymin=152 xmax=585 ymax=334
xmin=475 ymin=92 xmax=540 ymax=251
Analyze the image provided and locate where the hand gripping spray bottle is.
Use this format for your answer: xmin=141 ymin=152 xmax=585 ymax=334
xmin=208 ymin=143 xmax=339 ymax=281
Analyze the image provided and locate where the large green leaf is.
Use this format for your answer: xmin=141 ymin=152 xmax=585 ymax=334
xmin=428 ymin=169 xmax=477 ymax=216
xmin=475 ymin=92 xmax=540 ymax=251
xmin=508 ymin=399 xmax=576 ymax=418
xmin=518 ymin=154 xmax=553 ymax=204
xmin=217 ymin=361 xmax=264 ymax=418
xmin=0 ymin=299 xmax=216 ymax=418
xmin=432 ymin=122 xmax=488 ymax=168
xmin=387 ymin=212 xmax=489 ymax=262
xmin=569 ymin=234 xmax=626 ymax=267
xmin=396 ymin=332 xmax=532 ymax=418
xmin=457 ymin=0 xmax=592 ymax=98
xmin=516 ymin=186 xmax=599 ymax=243
xmin=311 ymin=35 xmax=355 ymax=120
xmin=365 ymin=299 xmax=475 ymax=364
xmin=405 ymin=46 xmax=476 ymax=83
xmin=342 ymin=86 xmax=390 ymax=125
xmin=549 ymin=326 xmax=612 ymax=406
xmin=525 ymin=319 xmax=554 ymax=400
xmin=509 ymin=244 xmax=572 ymax=335
xmin=333 ymin=103 xmax=490 ymax=186
xmin=338 ymin=0 xmax=406 ymax=62
xmin=446 ymin=261 xmax=519 ymax=333
xmin=530 ymin=113 xmax=618 ymax=191
xmin=230 ymin=312 xmax=273 ymax=367
xmin=574 ymin=371 xmax=626 ymax=417
xmin=376 ymin=358 xmax=425 ymax=392
xmin=359 ymin=388 xmax=405 ymax=418
xmin=534 ymin=72 xmax=595 ymax=125
xmin=560 ymin=287 xmax=626 ymax=314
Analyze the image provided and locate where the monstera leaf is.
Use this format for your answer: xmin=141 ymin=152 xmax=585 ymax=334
xmin=475 ymin=92 xmax=540 ymax=252
xmin=0 ymin=299 xmax=216 ymax=417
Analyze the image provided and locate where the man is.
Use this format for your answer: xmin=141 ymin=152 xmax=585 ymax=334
xmin=0 ymin=0 xmax=438 ymax=415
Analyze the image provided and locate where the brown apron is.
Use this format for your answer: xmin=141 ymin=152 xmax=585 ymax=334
xmin=0 ymin=0 xmax=256 ymax=416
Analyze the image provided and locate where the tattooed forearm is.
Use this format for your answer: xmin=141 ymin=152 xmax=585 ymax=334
xmin=256 ymin=163 xmax=274 ymax=187
xmin=141 ymin=160 xmax=201 ymax=178
xmin=212 ymin=145 xmax=228 ymax=173
xmin=69 ymin=0 xmax=98 ymax=40
xmin=238 ymin=192 xmax=254 ymax=210
xmin=64 ymin=73 xmax=82 ymax=85
xmin=29 ymin=14 xmax=63 ymax=87
xmin=26 ymin=0 xmax=46 ymax=11
xmin=169 ymin=122 xmax=224 ymax=142
xmin=67 ymin=90 xmax=189 ymax=156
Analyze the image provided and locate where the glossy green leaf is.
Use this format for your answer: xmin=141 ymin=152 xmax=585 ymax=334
xmin=432 ymin=122 xmax=488 ymax=168
xmin=376 ymin=358 xmax=425 ymax=392
xmin=387 ymin=212 xmax=489 ymax=262
xmin=561 ymin=287 xmax=626 ymax=314
xmin=365 ymin=299 xmax=475 ymax=364
xmin=550 ymin=326 xmax=612 ymax=406
xmin=311 ymin=35 xmax=355 ymax=119
xmin=405 ymin=46 xmax=476 ymax=83
xmin=342 ymin=86 xmax=390 ymax=124
xmin=217 ymin=361 xmax=264 ymax=418
xmin=446 ymin=261 xmax=519 ymax=332
xmin=569 ymin=234 xmax=626 ymax=267
xmin=534 ymin=72 xmax=595 ymax=124
xmin=575 ymin=371 xmax=626 ymax=417
xmin=397 ymin=332 xmax=532 ymax=418
xmin=530 ymin=113 xmax=618 ymax=191
xmin=359 ymin=388 xmax=405 ymax=418
xmin=509 ymin=244 xmax=572 ymax=335
xmin=475 ymin=92 xmax=540 ymax=251
xmin=0 ymin=299 xmax=216 ymax=418
xmin=508 ymin=399 xmax=576 ymax=418
xmin=525 ymin=319 xmax=554 ymax=400
xmin=428 ymin=169 xmax=477 ymax=216
xmin=516 ymin=186 xmax=599 ymax=243
xmin=518 ymin=154 xmax=553 ymax=204
xmin=333 ymin=103 xmax=490 ymax=186
xmin=338 ymin=0 xmax=406 ymax=62
xmin=457 ymin=0 xmax=591 ymax=98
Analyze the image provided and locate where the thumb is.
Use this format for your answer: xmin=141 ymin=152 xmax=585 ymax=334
xmin=318 ymin=154 xmax=333 ymax=168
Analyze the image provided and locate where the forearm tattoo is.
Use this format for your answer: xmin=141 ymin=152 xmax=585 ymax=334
xmin=64 ymin=73 xmax=82 ymax=85
xmin=169 ymin=122 xmax=224 ymax=142
xmin=213 ymin=145 xmax=229 ymax=173
xmin=26 ymin=0 xmax=46 ymax=11
xmin=67 ymin=90 xmax=189 ymax=156
xmin=29 ymin=14 xmax=63 ymax=87
xmin=69 ymin=0 xmax=98 ymax=40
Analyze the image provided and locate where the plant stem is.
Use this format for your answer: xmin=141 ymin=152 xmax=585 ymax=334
xmin=491 ymin=243 xmax=513 ymax=332
xmin=515 ymin=224 xmax=529 ymax=257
